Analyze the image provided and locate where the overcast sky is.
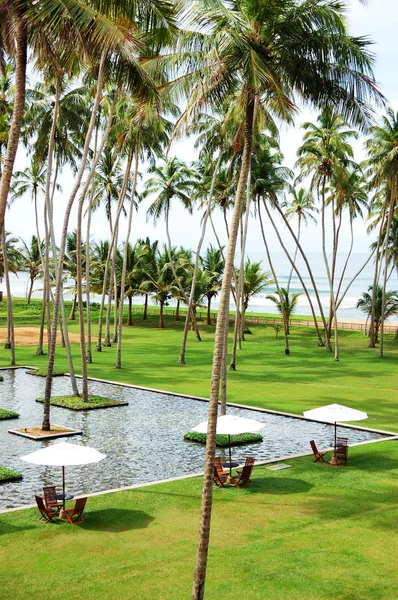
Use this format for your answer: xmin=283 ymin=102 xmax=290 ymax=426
xmin=6 ymin=0 xmax=398 ymax=261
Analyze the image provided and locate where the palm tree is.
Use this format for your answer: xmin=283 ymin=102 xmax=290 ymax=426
xmin=296 ymin=108 xmax=358 ymax=360
xmin=241 ymin=259 xmax=273 ymax=329
xmin=0 ymin=0 xmax=174 ymax=234
xmin=136 ymin=238 xmax=159 ymax=320
xmin=140 ymin=244 xmax=179 ymax=329
xmin=266 ymin=288 xmax=303 ymax=335
xmin=201 ymin=245 xmax=224 ymax=325
xmin=356 ymin=285 xmax=398 ymax=343
xmin=145 ymin=156 xmax=196 ymax=307
xmin=364 ymin=109 xmax=398 ymax=356
xmin=11 ymin=159 xmax=47 ymax=246
xmin=18 ymin=235 xmax=45 ymax=303
xmin=169 ymin=1 xmax=383 ymax=594
xmin=283 ymin=187 xmax=317 ymax=292
xmin=64 ymin=231 xmax=85 ymax=320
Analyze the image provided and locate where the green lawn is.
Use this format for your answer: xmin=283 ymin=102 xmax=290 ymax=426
xmin=1 ymin=303 xmax=398 ymax=599
xmin=0 ymin=442 xmax=397 ymax=599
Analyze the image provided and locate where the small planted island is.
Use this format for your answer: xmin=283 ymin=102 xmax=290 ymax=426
xmin=35 ymin=395 xmax=129 ymax=410
xmin=184 ymin=431 xmax=263 ymax=446
xmin=0 ymin=465 xmax=22 ymax=483
xmin=0 ymin=408 xmax=19 ymax=420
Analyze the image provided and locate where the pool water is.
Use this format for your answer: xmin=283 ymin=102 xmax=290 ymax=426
xmin=0 ymin=369 xmax=389 ymax=509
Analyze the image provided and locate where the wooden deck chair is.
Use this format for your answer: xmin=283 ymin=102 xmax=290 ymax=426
xmin=310 ymin=440 xmax=329 ymax=464
xmin=237 ymin=456 xmax=255 ymax=474
xmin=35 ymin=495 xmax=58 ymax=524
xmin=233 ymin=464 xmax=254 ymax=488
xmin=64 ymin=497 xmax=87 ymax=525
xmin=335 ymin=439 xmax=348 ymax=465
xmin=214 ymin=457 xmax=228 ymax=477
xmin=43 ymin=486 xmax=62 ymax=514
xmin=213 ymin=466 xmax=227 ymax=488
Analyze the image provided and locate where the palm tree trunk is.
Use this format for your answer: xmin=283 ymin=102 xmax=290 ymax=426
xmin=320 ymin=178 xmax=338 ymax=359
xmin=75 ymin=94 xmax=116 ymax=395
xmin=264 ymin=202 xmax=324 ymax=347
xmin=27 ymin=278 xmax=34 ymax=304
xmin=0 ymin=17 xmax=27 ymax=233
xmin=191 ymin=93 xmax=255 ymax=600
xmin=104 ymin=223 xmax=119 ymax=347
xmin=116 ymin=147 xmax=139 ymax=369
xmin=143 ymin=294 xmax=148 ymax=320
xmin=239 ymin=170 xmax=252 ymax=344
xmin=286 ymin=218 xmax=301 ymax=294
xmin=159 ymin=300 xmax=165 ymax=329
xmin=369 ymin=200 xmax=388 ymax=347
xmin=69 ymin=293 xmax=77 ymax=320
xmin=219 ymin=308 xmax=229 ymax=416
xmin=85 ymin=199 xmax=93 ymax=363
xmin=258 ymin=203 xmax=290 ymax=354
xmin=175 ymin=299 xmax=180 ymax=321
xmin=42 ymin=51 xmax=107 ymax=430
xmin=379 ymin=187 xmax=396 ymax=357
xmin=127 ymin=296 xmax=133 ymax=326
xmin=178 ymin=153 xmax=222 ymax=364
xmin=2 ymin=229 xmax=15 ymax=364
xmin=207 ymin=297 xmax=212 ymax=325
xmin=45 ymin=78 xmax=79 ymax=397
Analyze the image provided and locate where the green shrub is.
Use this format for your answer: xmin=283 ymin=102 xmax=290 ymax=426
xmin=26 ymin=369 xmax=65 ymax=377
xmin=36 ymin=395 xmax=127 ymax=410
xmin=0 ymin=408 xmax=19 ymax=420
xmin=183 ymin=431 xmax=263 ymax=446
xmin=0 ymin=465 xmax=22 ymax=482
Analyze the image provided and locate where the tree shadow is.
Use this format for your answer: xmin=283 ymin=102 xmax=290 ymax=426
xmin=0 ymin=521 xmax=38 ymax=536
xmin=82 ymin=508 xmax=154 ymax=532
xmin=348 ymin=453 xmax=398 ymax=473
xmin=258 ymin=476 xmax=313 ymax=495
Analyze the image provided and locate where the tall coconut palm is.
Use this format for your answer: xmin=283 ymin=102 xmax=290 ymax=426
xmin=18 ymin=235 xmax=45 ymax=303
xmin=296 ymin=108 xmax=358 ymax=360
xmin=140 ymin=244 xmax=179 ymax=329
xmin=266 ymin=288 xmax=303 ymax=334
xmin=167 ymin=1 xmax=383 ymax=595
xmin=364 ymin=109 xmax=398 ymax=356
xmin=201 ymin=245 xmax=224 ymax=326
xmin=145 ymin=156 xmax=197 ymax=308
xmin=11 ymin=159 xmax=47 ymax=246
xmin=283 ymin=187 xmax=317 ymax=292
xmin=0 ymin=0 xmax=175 ymax=234
xmin=240 ymin=258 xmax=273 ymax=329
xmin=356 ymin=285 xmax=398 ymax=343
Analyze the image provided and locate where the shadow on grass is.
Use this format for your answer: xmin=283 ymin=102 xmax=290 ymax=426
xmin=82 ymin=508 xmax=154 ymax=532
xmin=255 ymin=476 xmax=313 ymax=495
xmin=0 ymin=520 xmax=38 ymax=535
xmin=348 ymin=452 xmax=398 ymax=472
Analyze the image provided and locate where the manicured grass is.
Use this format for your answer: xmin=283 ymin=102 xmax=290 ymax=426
xmin=1 ymin=307 xmax=398 ymax=431
xmin=184 ymin=431 xmax=264 ymax=446
xmin=26 ymin=368 xmax=65 ymax=377
xmin=0 ymin=408 xmax=19 ymax=419
xmin=0 ymin=465 xmax=22 ymax=482
xmin=0 ymin=442 xmax=397 ymax=599
xmin=35 ymin=395 xmax=128 ymax=410
xmin=1 ymin=303 xmax=398 ymax=599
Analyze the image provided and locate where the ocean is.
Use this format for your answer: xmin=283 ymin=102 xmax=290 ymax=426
xmin=5 ymin=251 xmax=393 ymax=322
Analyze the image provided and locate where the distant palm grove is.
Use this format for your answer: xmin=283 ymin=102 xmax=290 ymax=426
xmin=0 ymin=1 xmax=397 ymax=597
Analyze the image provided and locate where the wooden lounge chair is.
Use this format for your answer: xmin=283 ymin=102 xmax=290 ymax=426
xmin=43 ymin=486 xmax=62 ymax=514
xmin=213 ymin=466 xmax=227 ymax=488
xmin=310 ymin=440 xmax=329 ymax=464
xmin=214 ymin=457 xmax=228 ymax=477
xmin=35 ymin=495 xmax=58 ymax=524
xmin=236 ymin=456 xmax=255 ymax=474
xmin=233 ymin=463 xmax=254 ymax=488
xmin=64 ymin=497 xmax=87 ymax=525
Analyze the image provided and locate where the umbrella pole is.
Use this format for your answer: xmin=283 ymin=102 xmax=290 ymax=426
xmin=228 ymin=434 xmax=232 ymax=477
xmin=334 ymin=422 xmax=337 ymax=457
xmin=62 ymin=466 xmax=66 ymax=510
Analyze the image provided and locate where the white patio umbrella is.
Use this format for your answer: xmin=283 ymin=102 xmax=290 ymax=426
xmin=303 ymin=403 xmax=368 ymax=453
xmin=192 ymin=414 xmax=264 ymax=475
xmin=21 ymin=442 xmax=106 ymax=508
